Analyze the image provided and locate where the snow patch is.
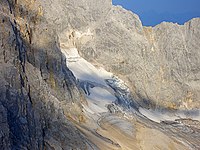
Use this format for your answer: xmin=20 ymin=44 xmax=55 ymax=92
xmin=85 ymin=87 xmax=116 ymax=114
xmin=139 ymin=107 xmax=200 ymax=123
xmin=65 ymin=47 xmax=112 ymax=86
xmin=62 ymin=46 xmax=115 ymax=115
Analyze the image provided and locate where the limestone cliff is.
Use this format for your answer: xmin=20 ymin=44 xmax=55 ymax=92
xmin=78 ymin=5 xmax=200 ymax=110
xmin=0 ymin=0 xmax=91 ymax=149
xmin=0 ymin=0 xmax=200 ymax=149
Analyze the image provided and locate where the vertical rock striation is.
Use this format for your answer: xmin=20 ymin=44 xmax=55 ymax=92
xmin=0 ymin=0 xmax=92 ymax=149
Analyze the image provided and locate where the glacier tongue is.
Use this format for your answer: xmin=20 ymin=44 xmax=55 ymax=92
xmin=62 ymin=47 xmax=138 ymax=117
xmin=62 ymin=46 xmax=200 ymax=123
xmin=63 ymin=47 xmax=116 ymax=115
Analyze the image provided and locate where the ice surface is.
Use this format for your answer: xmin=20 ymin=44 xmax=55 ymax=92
xmin=63 ymin=47 xmax=115 ymax=114
xmin=86 ymin=87 xmax=116 ymax=113
xmin=65 ymin=48 xmax=112 ymax=86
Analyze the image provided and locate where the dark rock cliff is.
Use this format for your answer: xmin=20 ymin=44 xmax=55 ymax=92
xmin=0 ymin=0 xmax=91 ymax=149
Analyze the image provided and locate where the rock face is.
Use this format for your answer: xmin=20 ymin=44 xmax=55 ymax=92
xmin=0 ymin=0 xmax=91 ymax=149
xmin=77 ymin=5 xmax=200 ymax=109
xmin=0 ymin=0 xmax=200 ymax=149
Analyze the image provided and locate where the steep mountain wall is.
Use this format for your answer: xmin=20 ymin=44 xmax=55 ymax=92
xmin=77 ymin=5 xmax=200 ymax=110
xmin=0 ymin=0 xmax=92 ymax=149
xmin=0 ymin=0 xmax=200 ymax=149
